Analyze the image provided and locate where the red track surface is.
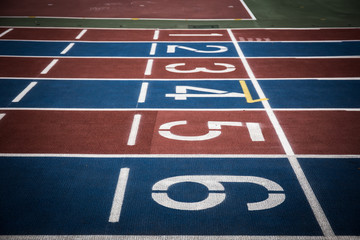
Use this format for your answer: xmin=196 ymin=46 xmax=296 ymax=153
xmin=232 ymin=29 xmax=360 ymax=41
xmin=2 ymin=28 xmax=360 ymax=41
xmin=1 ymin=110 xmax=358 ymax=155
xmin=248 ymin=58 xmax=360 ymax=79
xmin=277 ymin=111 xmax=360 ymax=154
xmin=0 ymin=0 xmax=252 ymax=19
xmin=0 ymin=57 xmax=249 ymax=79
xmin=0 ymin=57 xmax=358 ymax=79
xmin=0 ymin=110 xmax=283 ymax=154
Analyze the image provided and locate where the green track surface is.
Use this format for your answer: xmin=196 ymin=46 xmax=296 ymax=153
xmin=0 ymin=0 xmax=360 ymax=28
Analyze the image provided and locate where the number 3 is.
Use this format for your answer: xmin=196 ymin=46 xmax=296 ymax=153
xmin=165 ymin=63 xmax=235 ymax=73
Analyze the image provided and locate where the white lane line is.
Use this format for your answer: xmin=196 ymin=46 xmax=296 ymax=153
xmin=240 ymin=0 xmax=257 ymax=20
xmin=0 ymin=113 xmax=5 ymax=120
xmin=153 ymin=29 xmax=159 ymax=40
xmin=40 ymin=59 xmax=59 ymax=74
xmin=12 ymin=82 xmax=37 ymax=103
xmin=138 ymin=82 xmax=149 ymax=103
xmin=75 ymin=29 xmax=87 ymax=40
xmin=144 ymin=59 xmax=154 ymax=76
xmin=108 ymin=168 xmax=130 ymax=223
xmin=169 ymin=33 xmax=223 ymax=37
xmin=127 ymin=114 xmax=141 ymax=146
xmin=1 ymin=153 xmax=360 ymax=159
xmin=246 ymin=122 xmax=265 ymax=141
xmin=60 ymin=43 xmax=75 ymax=54
xmin=149 ymin=43 xmax=157 ymax=55
xmin=2 ymin=107 xmax=359 ymax=112
xmin=0 ymin=28 xmax=13 ymax=38
xmin=227 ymin=28 xmax=335 ymax=237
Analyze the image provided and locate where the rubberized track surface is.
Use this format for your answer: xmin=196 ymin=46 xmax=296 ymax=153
xmin=0 ymin=0 xmax=254 ymax=20
xmin=0 ymin=27 xmax=359 ymax=239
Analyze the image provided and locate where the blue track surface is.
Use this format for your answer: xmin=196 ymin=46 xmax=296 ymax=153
xmin=0 ymin=28 xmax=359 ymax=238
xmin=1 ymin=41 xmax=360 ymax=57
xmin=0 ymin=157 xmax=323 ymax=235
xmin=1 ymin=79 xmax=359 ymax=109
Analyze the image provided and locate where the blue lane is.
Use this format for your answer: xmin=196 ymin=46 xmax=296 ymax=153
xmin=1 ymin=79 xmax=359 ymax=109
xmin=0 ymin=79 xmax=263 ymax=109
xmin=0 ymin=41 xmax=236 ymax=57
xmin=239 ymin=41 xmax=360 ymax=57
xmin=1 ymin=40 xmax=359 ymax=57
xmin=260 ymin=80 xmax=360 ymax=108
xmin=299 ymin=158 xmax=360 ymax=235
xmin=155 ymin=42 xmax=236 ymax=57
xmin=0 ymin=157 xmax=322 ymax=235
xmin=0 ymin=41 xmax=153 ymax=57
xmin=0 ymin=41 xmax=70 ymax=56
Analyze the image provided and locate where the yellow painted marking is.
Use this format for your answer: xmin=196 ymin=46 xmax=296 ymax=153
xmin=235 ymin=18 xmax=242 ymax=21
xmin=28 ymin=16 xmax=36 ymax=18
xmin=239 ymin=80 xmax=268 ymax=103
xmin=132 ymin=18 xmax=140 ymax=20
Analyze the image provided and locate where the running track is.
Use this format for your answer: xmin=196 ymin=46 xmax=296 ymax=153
xmin=0 ymin=27 xmax=359 ymax=239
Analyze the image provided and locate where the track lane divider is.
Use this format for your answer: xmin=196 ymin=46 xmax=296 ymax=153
xmin=75 ymin=29 xmax=87 ymax=40
xmin=61 ymin=43 xmax=75 ymax=55
xmin=227 ymin=28 xmax=335 ymax=237
xmin=145 ymin=59 xmax=154 ymax=76
xmin=138 ymin=82 xmax=149 ymax=103
xmin=41 ymin=59 xmax=58 ymax=74
xmin=12 ymin=81 xmax=37 ymax=103
xmin=0 ymin=28 xmax=13 ymax=38
xmin=127 ymin=114 xmax=142 ymax=146
xmin=150 ymin=43 xmax=157 ymax=55
xmin=108 ymin=168 xmax=130 ymax=223
xmin=153 ymin=29 xmax=160 ymax=40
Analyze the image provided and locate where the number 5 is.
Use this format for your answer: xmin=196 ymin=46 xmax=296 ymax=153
xmin=158 ymin=121 xmax=265 ymax=142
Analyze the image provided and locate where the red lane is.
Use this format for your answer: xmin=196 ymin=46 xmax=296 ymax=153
xmin=0 ymin=57 xmax=148 ymax=79
xmin=45 ymin=58 xmax=148 ymax=79
xmin=1 ymin=28 xmax=82 ymax=40
xmin=81 ymin=29 xmax=155 ymax=41
xmin=2 ymin=28 xmax=230 ymax=42
xmin=0 ymin=57 xmax=248 ymax=79
xmin=2 ymin=57 xmax=358 ymax=79
xmin=150 ymin=111 xmax=284 ymax=154
xmin=233 ymin=28 xmax=360 ymax=41
xmin=0 ymin=0 xmax=252 ymax=19
xmin=248 ymin=58 xmax=360 ymax=79
xmin=0 ymin=57 xmax=52 ymax=78
xmin=0 ymin=110 xmax=284 ymax=155
xmin=3 ymin=28 xmax=360 ymax=41
xmin=0 ymin=111 xmax=156 ymax=154
xmin=156 ymin=30 xmax=230 ymax=42
xmin=1 ymin=28 xmax=156 ymax=41
xmin=276 ymin=111 xmax=360 ymax=154
xmin=149 ymin=58 xmax=248 ymax=79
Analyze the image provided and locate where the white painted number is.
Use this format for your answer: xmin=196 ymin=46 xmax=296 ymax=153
xmin=159 ymin=121 xmax=264 ymax=142
xmin=166 ymin=86 xmax=244 ymax=100
xmin=152 ymin=175 xmax=285 ymax=211
xmin=166 ymin=63 xmax=235 ymax=73
xmin=167 ymin=45 xmax=228 ymax=54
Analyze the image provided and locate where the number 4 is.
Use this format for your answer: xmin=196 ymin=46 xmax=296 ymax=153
xmin=166 ymin=86 xmax=244 ymax=100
